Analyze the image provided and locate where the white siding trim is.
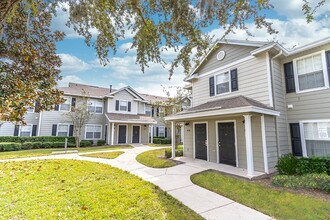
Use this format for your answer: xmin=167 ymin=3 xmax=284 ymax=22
xmin=266 ymin=52 xmax=274 ymax=107
xmin=171 ymin=121 xmax=175 ymax=158
xmin=244 ymin=115 xmax=254 ymax=176
xmin=261 ymin=115 xmax=269 ymax=174
xmin=111 ymin=123 xmax=115 ymax=145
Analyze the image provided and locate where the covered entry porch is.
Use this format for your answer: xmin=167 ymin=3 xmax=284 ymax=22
xmin=165 ymin=96 xmax=280 ymax=177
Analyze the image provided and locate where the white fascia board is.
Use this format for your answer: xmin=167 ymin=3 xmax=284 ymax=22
xmin=164 ymin=106 xmax=280 ymax=121
xmin=250 ymin=43 xmax=289 ymax=56
xmin=287 ymin=37 xmax=330 ymax=56
xmin=107 ymin=120 xmax=157 ymax=124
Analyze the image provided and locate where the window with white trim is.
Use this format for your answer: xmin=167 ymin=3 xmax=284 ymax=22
xmin=145 ymin=105 xmax=152 ymax=116
xmin=26 ymin=105 xmax=35 ymax=113
xmin=302 ymin=121 xmax=330 ymax=157
xmin=85 ymin=125 xmax=102 ymax=139
xmin=158 ymin=126 xmax=165 ymax=137
xmin=215 ymin=71 xmax=230 ymax=95
xmin=294 ymin=52 xmax=328 ymax=92
xmin=119 ymin=101 xmax=128 ymax=111
xmin=88 ymin=99 xmax=103 ymax=113
xmin=60 ymin=97 xmax=71 ymax=111
xmin=20 ymin=125 xmax=32 ymax=137
xmin=57 ymin=124 xmax=69 ymax=136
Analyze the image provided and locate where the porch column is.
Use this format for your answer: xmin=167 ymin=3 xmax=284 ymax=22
xmin=150 ymin=125 xmax=154 ymax=144
xmin=107 ymin=122 xmax=111 ymax=145
xmin=111 ymin=123 xmax=115 ymax=145
xmin=261 ymin=115 xmax=269 ymax=174
xmin=171 ymin=121 xmax=175 ymax=158
xmin=244 ymin=115 xmax=254 ymax=176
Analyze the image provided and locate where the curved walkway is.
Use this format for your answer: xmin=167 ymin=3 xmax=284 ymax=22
xmin=0 ymin=144 xmax=272 ymax=220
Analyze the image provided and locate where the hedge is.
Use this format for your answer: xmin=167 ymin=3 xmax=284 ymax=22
xmin=0 ymin=143 xmax=22 ymax=151
xmin=153 ymin=138 xmax=171 ymax=144
xmin=276 ymin=154 xmax=330 ymax=175
xmin=272 ymin=174 xmax=330 ymax=192
xmin=0 ymin=136 xmax=75 ymax=144
xmin=97 ymin=140 xmax=106 ymax=146
xmin=80 ymin=140 xmax=93 ymax=147
xmin=165 ymin=148 xmax=183 ymax=158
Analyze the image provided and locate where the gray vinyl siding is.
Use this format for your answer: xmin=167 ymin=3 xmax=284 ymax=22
xmin=110 ymin=123 xmax=149 ymax=144
xmin=0 ymin=122 xmax=16 ymax=136
xmin=107 ymin=90 xmax=138 ymax=114
xmin=264 ymin=115 xmax=278 ymax=172
xmin=272 ymin=58 xmax=291 ymax=155
xmin=0 ymin=112 xmax=40 ymax=136
xmin=194 ymin=44 xmax=258 ymax=74
xmin=182 ymin=115 xmax=265 ymax=172
xmin=192 ymin=53 xmax=271 ymax=107
xmin=282 ymin=44 xmax=330 ymax=123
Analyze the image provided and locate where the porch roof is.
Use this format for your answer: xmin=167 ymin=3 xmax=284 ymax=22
xmin=105 ymin=113 xmax=157 ymax=124
xmin=165 ymin=95 xmax=280 ymax=121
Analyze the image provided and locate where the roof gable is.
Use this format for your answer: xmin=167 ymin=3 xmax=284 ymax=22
xmin=108 ymin=86 xmax=146 ymax=101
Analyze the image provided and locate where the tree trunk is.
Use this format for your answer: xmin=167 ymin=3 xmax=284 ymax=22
xmin=75 ymin=135 xmax=80 ymax=148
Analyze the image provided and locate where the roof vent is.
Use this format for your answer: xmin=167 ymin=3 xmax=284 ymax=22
xmin=217 ymin=51 xmax=226 ymax=61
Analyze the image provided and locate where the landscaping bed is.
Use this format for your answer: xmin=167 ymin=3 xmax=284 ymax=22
xmin=0 ymin=160 xmax=202 ymax=219
xmin=191 ymin=170 xmax=330 ymax=220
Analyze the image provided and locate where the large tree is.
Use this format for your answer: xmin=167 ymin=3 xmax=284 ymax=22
xmin=0 ymin=0 xmax=326 ymax=123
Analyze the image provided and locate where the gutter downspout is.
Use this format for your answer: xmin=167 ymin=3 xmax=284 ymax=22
xmin=270 ymin=50 xmax=283 ymax=160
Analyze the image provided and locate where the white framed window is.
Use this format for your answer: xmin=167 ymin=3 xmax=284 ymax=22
xmin=159 ymin=107 xmax=165 ymax=117
xmin=85 ymin=124 xmax=102 ymax=140
xmin=293 ymin=51 xmax=329 ymax=93
xmin=88 ymin=99 xmax=103 ymax=114
xmin=301 ymin=120 xmax=330 ymax=157
xmin=19 ymin=125 xmax=32 ymax=137
xmin=57 ymin=124 xmax=70 ymax=136
xmin=119 ymin=101 xmax=128 ymax=111
xmin=215 ymin=71 xmax=230 ymax=95
xmin=145 ymin=105 xmax=152 ymax=116
xmin=60 ymin=96 xmax=72 ymax=111
xmin=158 ymin=126 xmax=165 ymax=137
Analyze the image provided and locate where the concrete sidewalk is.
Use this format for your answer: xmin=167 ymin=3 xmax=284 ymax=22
xmin=0 ymin=144 xmax=272 ymax=220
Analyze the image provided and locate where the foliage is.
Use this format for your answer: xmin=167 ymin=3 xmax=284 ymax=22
xmin=21 ymin=142 xmax=33 ymax=150
xmin=0 ymin=0 xmax=64 ymax=123
xmin=165 ymin=148 xmax=183 ymax=158
xmin=66 ymin=95 xmax=92 ymax=148
xmin=96 ymin=140 xmax=106 ymax=146
xmin=79 ymin=140 xmax=93 ymax=147
xmin=84 ymin=151 xmax=124 ymax=159
xmin=191 ymin=170 xmax=330 ymax=220
xmin=153 ymin=138 xmax=171 ymax=145
xmin=0 ymin=136 xmax=76 ymax=143
xmin=0 ymin=160 xmax=202 ymax=219
xmin=276 ymin=154 xmax=330 ymax=175
xmin=136 ymin=148 xmax=177 ymax=168
xmin=0 ymin=142 xmax=21 ymax=151
xmin=272 ymin=173 xmax=330 ymax=192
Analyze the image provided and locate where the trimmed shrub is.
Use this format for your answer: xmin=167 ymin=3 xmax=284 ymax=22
xmin=0 ymin=136 xmax=76 ymax=144
xmin=0 ymin=136 xmax=22 ymax=143
xmin=153 ymin=138 xmax=171 ymax=145
xmin=165 ymin=148 xmax=183 ymax=158
xmin=97 ymin=140 xmax=106 ymax=146
xmin=272 ymin=174 xmax=330 ymax=192
xmin=42 ymin=142 xmax=52 ymax=148
xmin=276 ymin=154 xmax=299 ymax=175
xmin=0 ymin=143 xmax=21 ymax=151
xmin=80 ymin=140 xmax=93 ymax=147
xmin=276 ymin=154 xmax=330 ymax=175
xmin=21 ymin=142 xmax=34 ymax=150
xmin=32 ymin=142 xmax=43 ymax=149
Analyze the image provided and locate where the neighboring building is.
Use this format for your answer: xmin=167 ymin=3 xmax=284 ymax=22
xmin=166 ymin=37 xmax=330 ymax=176
xmin=0 ymin=83 xmax=172 ymax=145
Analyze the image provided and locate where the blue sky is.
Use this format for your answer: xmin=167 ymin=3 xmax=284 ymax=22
xmin=53 ymin=0 xmax=330 ymax=96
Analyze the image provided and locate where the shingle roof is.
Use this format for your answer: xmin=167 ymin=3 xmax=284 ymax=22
xmin=105 ymin=113 xmax=156 ymax=124
xmin=59 ymin=83 xmax=114 ymax=98
xmin=140 ymin=93 xmax=169 ymax=103
xmin=178 ymin=95 xmax=273 ymax=115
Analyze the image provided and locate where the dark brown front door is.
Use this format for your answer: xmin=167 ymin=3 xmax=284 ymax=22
xmin=195 ymin=123 xmax=207 ymax=160
xmin=118 ymin=125 xmax=127 ymax=144
xmin=218 ymin=122 xmax=236 ymax=166
xmin=132 ymin=126 xmax=140 ymax=143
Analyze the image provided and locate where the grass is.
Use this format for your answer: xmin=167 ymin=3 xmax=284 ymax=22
xmin=147 ymin=144 xmax=171 ymax=147
xmin=0 ymin=160 xmax=202 ymax=219
xmin=136 ymin=148 xmax=177 ymax=168
xmin=0 ymin=145 xmax=133 ymax=160
xmin=191 ymin=170 xmax=330 ymax=220
xmin=83 ymin=151 xmax=125 ymax=159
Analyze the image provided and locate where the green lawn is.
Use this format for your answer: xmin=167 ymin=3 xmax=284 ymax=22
xmin=0 ymin=145 xmax=133 ymax=160
xmin=83 ymin=151 xmax=124 ymax=159
xmin=136 ymin=148 xmax=177 ymax=168
xmin=147 ymin=144 xmax=171 ymax=147
xmin=0 ymin=160 xmax=202 ymax=219
xmin=191 ymin=170 xmax=330 ymax=220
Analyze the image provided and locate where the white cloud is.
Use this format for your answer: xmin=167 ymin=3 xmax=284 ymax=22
xmin=208 ymin=16 xmax=330 ymax=48
xmin=58 ymin=75 xmax=86 ymax=87
xmin=59 ymin=54 xmax=92 ymax=73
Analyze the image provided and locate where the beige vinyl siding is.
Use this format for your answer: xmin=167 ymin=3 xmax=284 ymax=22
xmin=272 ymin=58 xmax=291 ymax=155
xmin=282 ymin=44 xmax=330 ymax=123
xmin=112 ymin=123 xmax=149 ymax=144
xmin=264 ymin=115 xmax=278 ymax=172
xmin=107 ymin=90 xmax=138 ymax=114
xmin=195 ymin=44 xmax=258 ymax=74
xmin=192 ymin=54 xmax=271 ymax=107
xmin=183 ymin=115 xmax=265 ymax=172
